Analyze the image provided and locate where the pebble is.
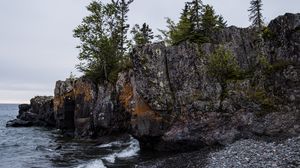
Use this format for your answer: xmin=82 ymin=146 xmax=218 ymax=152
xmin=205 ymin=136 xmax=300 ymax=168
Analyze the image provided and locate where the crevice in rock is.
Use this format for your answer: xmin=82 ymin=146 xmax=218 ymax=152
xmin=64 ymin=96 xmax=75 ymax=131
xmin=164 ymin=46 xmax=181 ymax=124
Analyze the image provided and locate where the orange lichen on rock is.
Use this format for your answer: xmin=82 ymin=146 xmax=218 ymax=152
xmin=74 ymin=81 xmax=94 ymax=102
xmin=53 ymin=92 xmax=74 ymax=113
xmin=119 ymin=83 xmax=134 ymax=110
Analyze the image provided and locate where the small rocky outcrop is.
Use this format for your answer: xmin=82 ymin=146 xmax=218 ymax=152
xmin=7 ymin=96 xmax=55 ymax=127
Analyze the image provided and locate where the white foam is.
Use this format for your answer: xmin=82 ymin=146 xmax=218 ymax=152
xmin=98 ymin=141 xmax=122 ymax=148
xmin=103 ymin=154 xmax=117 ymax=163
xmin=76 ymin=160 xmax=106 ymax=168
xmin=102 ymin=136 xmax=140 ymax=163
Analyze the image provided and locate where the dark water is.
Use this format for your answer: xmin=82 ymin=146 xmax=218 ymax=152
xmin=0 ymin=104 xmax=162 ymax=168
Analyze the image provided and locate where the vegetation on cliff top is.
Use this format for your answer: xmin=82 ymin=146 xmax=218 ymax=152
xmin=73 ymin=0 xmax=133 ymax=83
xmin=74 ymin=0 xmax=268 ymax=84
xmin=158 ymin=0 xmax=227 ymax=45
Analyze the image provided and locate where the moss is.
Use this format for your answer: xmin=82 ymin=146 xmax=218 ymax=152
xmin=265 ymin=61 xmax=293 ymax=75
xmin=140 ymin=55 xmax=148 ymax=65
xmin=258 ymin=54 xmax=272 ymax=71
xmin=191 ymin=90 xmax=203 ymax=100
xmin=262 ymin=27 xmax=276 ymax=40
xmin=207 ymin=46 xmax=242 ymax=81
xmin=247 ymin=89 xmax=277 ymax=117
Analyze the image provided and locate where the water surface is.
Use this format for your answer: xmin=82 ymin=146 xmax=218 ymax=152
xmin=0 ymin=104 xmax=163 ymax=168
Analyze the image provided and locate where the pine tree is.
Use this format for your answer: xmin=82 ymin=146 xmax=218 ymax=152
xmin=201 ymin=5 xmax=218 ymax=38
xmin=159 ymin=1 xmax=227 ymax=45
xmin=73 ymin=0 xmax=134 ymax=83
xmin=217 ymin=16 xmax=227 ymax=29
xmin=112 ymin=0 xmax=134 ymax=56
xmin=131 ymin=23 xmax=154 ymax=45
xmin=170 ymin=3 xmax=194 ymax=44
xmin=248 ymin=0 xmax=264 ymax=31
xmin=201 ymin=5 xmax=227 ymax=39
xmin=188 ymin=0 xmax=204 ymax=30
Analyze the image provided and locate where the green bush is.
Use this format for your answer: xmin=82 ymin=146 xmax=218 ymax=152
xmin=207 ymin=46 xmax=242 ymax=82
xmin=207 ymin=46 xmax=243 ymax=100
xmin=262 ymin=27 xmax=275 ymax=40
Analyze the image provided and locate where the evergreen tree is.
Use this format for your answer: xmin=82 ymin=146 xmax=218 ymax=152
xmin=73 ymin=0 xmax=133 ymax=83
xmin=217 ymin=16 xmax=227 ymax=29
xmin=169 ymin=3 xmax=194 ymax=44
xmin=248 ymin=0 xmax=264 ymax=31
xmin=158 ymin=17 xmax=177 ymax=45
xmin=112 ymin=0 xmax=134 ymax=56
xmin=131 ymin=23 xmax=154 ymax=45
xmin=159 ymin=1 xmax=227 ymax=45
xmin=201 ymin=5 xmax=227 ymax=39
xmin=187 ymin=0 xmax=204 ymax=30
xmin=207 ymin=46 xmax=241 ymax=100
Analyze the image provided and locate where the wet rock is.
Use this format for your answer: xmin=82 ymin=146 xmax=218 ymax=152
xmin=30 ymin=96 xmax=55 ymax=126
xmin=18 ymin=104 xmax=31 ymax=113
xmin=7 ymin=96 xmax=55 ymax=127
xmin=6 ymin=119 xmax=33 ymax=127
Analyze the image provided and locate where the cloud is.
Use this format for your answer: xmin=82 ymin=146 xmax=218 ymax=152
xmin=0 ymin=0 xmax=299 ymax=103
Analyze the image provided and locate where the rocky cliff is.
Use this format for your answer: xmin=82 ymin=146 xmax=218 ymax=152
xmin=8 ymin=13 xmax=300 ymax=151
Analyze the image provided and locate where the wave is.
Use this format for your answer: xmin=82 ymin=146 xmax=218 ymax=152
xmin=76 ymin=160 xmax=106 ymax=168
xmin=98 ymin=141 xmax=123 ymax=148
xmin=79 ymin=136 xmax=140 ymax=167
xmin=102 ymin=136 xmax=140 ymax=163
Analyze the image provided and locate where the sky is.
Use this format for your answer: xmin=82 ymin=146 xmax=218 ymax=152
xmin=0 ymin=0 xmax=299 ymax=104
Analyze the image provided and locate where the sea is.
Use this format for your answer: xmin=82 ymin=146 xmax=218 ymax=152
xmin=0 ymin=104 xmax=162 ymax=168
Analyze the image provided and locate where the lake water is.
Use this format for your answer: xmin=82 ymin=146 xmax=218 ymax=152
xmin=0 ymin=104 xmax=162 ymax=168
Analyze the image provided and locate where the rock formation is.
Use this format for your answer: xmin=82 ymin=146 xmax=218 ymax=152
xmin=7 ymin=96 xmax=55 ymax=127
xmin=7 ymin=13 xmax=300 ymax=151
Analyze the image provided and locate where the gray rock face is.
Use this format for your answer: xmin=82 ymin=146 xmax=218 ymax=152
xmin=132 ymin=43 xmax=174 ymax=112
xmin=125 ymin=13 xmax=300 ymax=150
xmin=266 ymin=13 xmax=300 ymax=63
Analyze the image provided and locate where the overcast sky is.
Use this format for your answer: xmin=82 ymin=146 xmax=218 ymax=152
xmin=0 ymin=0 xmax=299 ymax=103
